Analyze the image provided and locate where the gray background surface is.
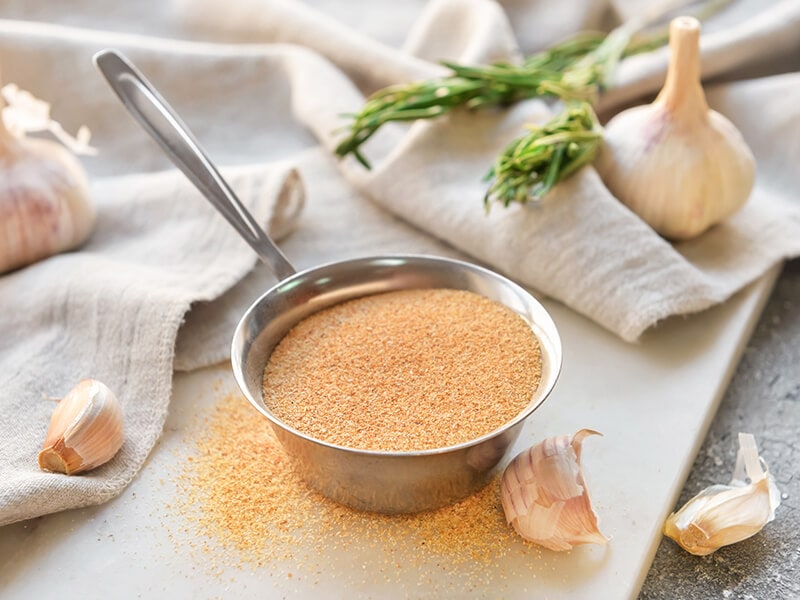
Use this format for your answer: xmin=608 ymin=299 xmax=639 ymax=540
xmin=640 ymin=258 xmax=799 ymax=599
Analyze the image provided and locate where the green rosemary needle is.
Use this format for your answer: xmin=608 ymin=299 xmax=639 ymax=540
xmin=334 ymin=34 xmax=608 ymax=167
xmin=484 ymin=102 xmax=602 ymax=207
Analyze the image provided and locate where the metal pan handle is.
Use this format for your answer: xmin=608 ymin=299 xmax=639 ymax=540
xmin=93 ymin=49 xmax=296 ymax=280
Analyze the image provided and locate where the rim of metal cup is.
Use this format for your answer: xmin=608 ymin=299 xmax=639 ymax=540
xmin=231 ymin=254 xmax=562 ymax=459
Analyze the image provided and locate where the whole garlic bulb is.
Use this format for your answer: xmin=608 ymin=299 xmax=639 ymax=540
xmin=0 ymin=85 xmax=95 ymax=274
xmin=38 ymin=379 xmax=124 ymax=475
xmin=596 ymin=16 xmax=755 ymax=241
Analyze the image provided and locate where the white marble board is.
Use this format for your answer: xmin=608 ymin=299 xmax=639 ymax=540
xmin=0 ymin=267 xmax=780 ymax=600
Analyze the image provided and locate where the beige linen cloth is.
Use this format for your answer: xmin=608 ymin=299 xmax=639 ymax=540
xmin=1 ymin=0 xmax=798 ymax=526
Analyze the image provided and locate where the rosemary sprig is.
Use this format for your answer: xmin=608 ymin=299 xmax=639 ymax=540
xmin=482 ymin=23 xmax=634 ymax=208
xmin=337 ymin=39 xmax=580 ymax=166
xmin=334 ymin=29 xmax=637 ymax=168
xmin=335 ymin=1 xmax=730 ymax=205
xmin=485 ymin=102 xmax=602 ymax=207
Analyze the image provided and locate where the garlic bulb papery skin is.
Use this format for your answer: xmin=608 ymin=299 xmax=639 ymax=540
xmin=500 ymin=429 xmax=609 ymax=551
xmin=596 ymin=16 xmax=755 ymax=241
xmin=0 ymin=87 xmax=95 ymax=274
xmin=38 ymin=379 xmax=124 ymax=475
xmin=664 ymin=433 xmax=781 ymax=556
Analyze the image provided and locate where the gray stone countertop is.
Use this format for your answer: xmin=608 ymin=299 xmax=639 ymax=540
xmin=640 ymin=258 xmax=800 ymax=599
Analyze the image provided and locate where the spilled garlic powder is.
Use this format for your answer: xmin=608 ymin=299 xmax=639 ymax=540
xmin=174 ymin=393 xmax=559 ymax=591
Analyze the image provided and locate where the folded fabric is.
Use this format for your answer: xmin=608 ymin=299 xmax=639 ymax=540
xmin=180 ymin=0 xmax=800 ymax=340
xmin=0 ymin=164 xmax=302 ymax=526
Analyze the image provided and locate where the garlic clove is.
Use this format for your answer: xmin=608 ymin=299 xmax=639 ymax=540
xmin=0 ymin=82 xmax=95 ymax=274
xmin=38 ymin=379 xmax=124 ymax=475
xmin=501 ymin=429 xmax=609 ymax=551
xmin=664 ymin=433 xmax=780 ymax=556
xmin=595 ymin=16 xmax=755 ymax=241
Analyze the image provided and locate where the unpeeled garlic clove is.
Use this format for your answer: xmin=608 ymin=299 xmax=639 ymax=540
xmin=596 ymin=16 xmax=755 ymax=241
xmin=38 ymin=379 xmax=124 ymax=475
xmin=664 ymin=433 xmax=780 ymax=556
xmin=0 ymin=81 xmax=95 ymax=274
xmin=501 ymin=429 xmax=608 ymax=551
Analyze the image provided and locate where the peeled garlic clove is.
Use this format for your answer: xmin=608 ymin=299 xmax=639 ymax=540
xmin=0 ymin=83 xmax=95 ymax=274
xmin=596 ymin=16 xmax=755 ymax=241
xmin=501 ymin=429 xmax=608 ymax=551
xmin=664 ymin=433 xmax=780 ymax=556
xmin=38 ymin=379 xmax=124 ymax=475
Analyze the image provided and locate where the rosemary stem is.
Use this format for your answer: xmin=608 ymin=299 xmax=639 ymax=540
xmin=335 ymin=0 xmax=729 ymax=207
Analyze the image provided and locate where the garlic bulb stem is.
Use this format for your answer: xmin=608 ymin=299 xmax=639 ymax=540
xmin=657 ymin=17 xmax=708 ymax=115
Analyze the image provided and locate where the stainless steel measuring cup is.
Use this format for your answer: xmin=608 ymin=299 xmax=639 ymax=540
xmin=94 ymin=50 xmax=563 ymax=514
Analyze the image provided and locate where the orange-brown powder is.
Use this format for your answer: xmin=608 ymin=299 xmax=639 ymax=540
xmin=262 ymin=288 xmax=542 ymax=451
xmin=176 ymin=392 xmax=551 ymax=590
